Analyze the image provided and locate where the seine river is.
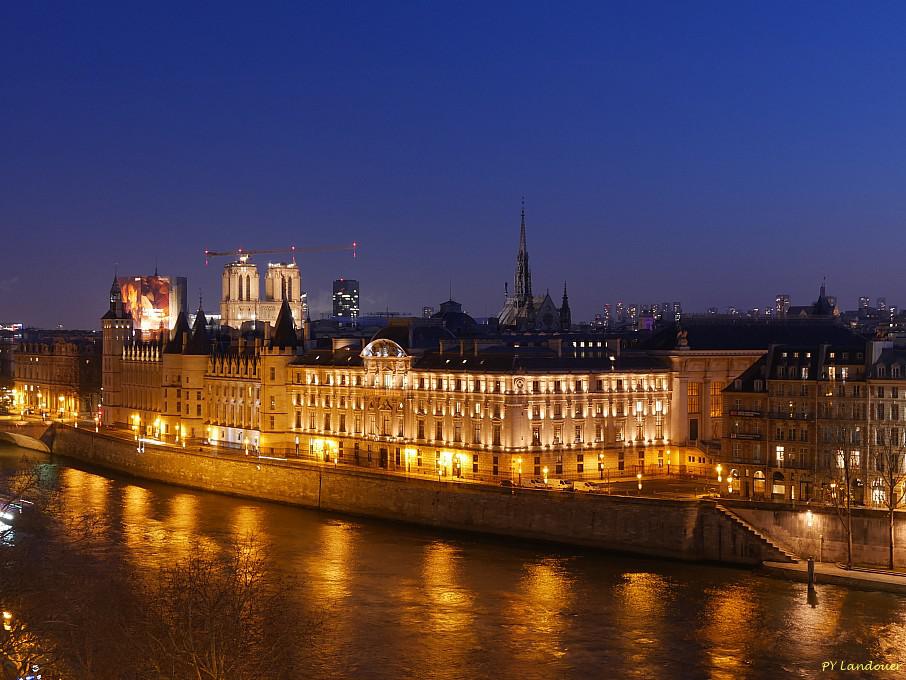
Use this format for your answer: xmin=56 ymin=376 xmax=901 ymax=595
xmin=2 ymin=444 xmax=905 ymax=679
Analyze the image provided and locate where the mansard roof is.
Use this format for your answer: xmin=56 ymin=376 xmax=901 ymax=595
xmin=371 ymin=323 xmax=456 ymax=351
xmin=641 ymin=320 xmax=862 ymax=352
xmin=870 ymin=348 xmax=906 ymax=378
xmin=291 ymin=343 xmax=669 ymax=374
xmin=411 ymin=348 xmax=670 ymax=374
xmin=292 ymin=345 xmax=364 ymax=367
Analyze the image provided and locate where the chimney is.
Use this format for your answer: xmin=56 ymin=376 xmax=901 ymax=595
xmin=473 ymin=339 xmax=479 ymax=356
xmin=439 ymin=339 xmax=445 ymax=355
xmin=459 ymin=340 xmax=465 ymax=356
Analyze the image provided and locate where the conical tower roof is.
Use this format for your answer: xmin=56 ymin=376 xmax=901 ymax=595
xmin=270 ymin=299 xmax=298 ymax=349
xmin=164 ymin=311 xmax=192 ymax=353
xmin=184 ymin=308 xmax=212 ymax=355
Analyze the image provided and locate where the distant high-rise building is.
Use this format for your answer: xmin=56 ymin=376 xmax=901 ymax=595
xmin=615 ymin=301 xmax=625 ymax=323
xmin=332 ymin=278 xmax=359 ymax=319
xmin=602 ymin=304 xmax=612 ymax=328
xmin=859 ymin=296 xmax=871 ymax=312
xmin=422 ymin=306 xmax=435 ymax=319
xmin=774 ymin=294 xmax=790 ymax=318
xmin=878 ymin=297 xmax=887 ymax=312
xmin=672 ymin=302 xmax=682 ymax=322
xmin=707 ymin=307 xmax=718 ymax=316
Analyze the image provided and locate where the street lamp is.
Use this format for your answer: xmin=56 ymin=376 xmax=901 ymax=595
xmin=515 ymin=456 xmax=523 ymax=486
xmin=543 ymin=466 xmax=549 ymax=485
xmin=598 ymin=452 xmax=604 ymax=480
xmin=637 ymin=472 xmax=642 ymax=494
xmin=716 ymin=464 xmax=723 ymax=484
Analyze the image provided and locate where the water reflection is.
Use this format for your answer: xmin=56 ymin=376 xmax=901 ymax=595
xmin=503 ymin=557 xmax=573 ymax=670
xmin=611 ymin=571 xmax=671 ymax=676
xmin=700 ymin=582 xmax=760 ymax=680
xmin=3 ymin=447 xmax=906 ymax=680
xmin=121 ymin=484 xmax=150 ymax=559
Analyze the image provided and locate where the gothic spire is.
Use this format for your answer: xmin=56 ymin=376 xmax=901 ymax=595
xmin=559 ymin=280 xmax=572 ymax=331
xmin=103 ymin=272 xmax=127 ymax=320
xmin=514 ymin=198 xmax=532 ymax=310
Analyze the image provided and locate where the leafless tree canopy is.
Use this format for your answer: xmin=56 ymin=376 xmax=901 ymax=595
xmin=1 ymin=463 xmax=320 ymax=680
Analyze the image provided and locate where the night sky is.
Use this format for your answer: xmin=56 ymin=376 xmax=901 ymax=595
xmin=4 ymin=2 xmax=906 ymax=328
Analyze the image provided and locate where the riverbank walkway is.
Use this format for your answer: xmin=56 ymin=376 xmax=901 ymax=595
xmin=763 ymin=560 xmax=906 ymax=594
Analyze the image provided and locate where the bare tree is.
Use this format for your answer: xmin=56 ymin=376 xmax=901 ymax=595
xmin=873 ymin=439 xmax=906 ymax=570
xmin=2 ymin=464 xmax=322 ymax=680
xmin=827 ymin=427 xmax=856 ymax=569
xmin=136 ymin=538 xmax=317 ymax=680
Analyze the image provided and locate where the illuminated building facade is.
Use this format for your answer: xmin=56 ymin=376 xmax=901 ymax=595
xmin=283 ymin=333 xmax=701 ymax=480
xmin=13 ymin=337 xmax=100 ymax=418
xmin=332 ymin=278 xmax=360 ymax=319
xmin=721 ymin=337 xmax=906 ymax=506
xmin=220 ymin=254 xmax=306 ymax=330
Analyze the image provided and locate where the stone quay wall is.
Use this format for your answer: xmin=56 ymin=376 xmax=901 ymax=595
xmin=725 ymin=500 xmax=906 ymax=568
xmin=48 ymin=424 xmax=784 ymax=565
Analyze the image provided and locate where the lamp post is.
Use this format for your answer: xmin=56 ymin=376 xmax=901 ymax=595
xmin=598 ymin=452 xmax=604 ymax=480
xmin=515 ymin=456 xmax=523 ymax=486
xmin=637 ymin=472 xmax=642 ymax=495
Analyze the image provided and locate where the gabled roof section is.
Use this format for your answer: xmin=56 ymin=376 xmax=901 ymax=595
xmin=270 ymin=299 xmax=298 ymax=349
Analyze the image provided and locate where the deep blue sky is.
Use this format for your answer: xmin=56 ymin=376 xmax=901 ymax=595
xmin=3 ymin=2 xmax=906 ymax=328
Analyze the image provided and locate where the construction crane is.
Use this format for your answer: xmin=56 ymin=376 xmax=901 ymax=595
xmin=203 ymin=242 xmax=358 ymax=266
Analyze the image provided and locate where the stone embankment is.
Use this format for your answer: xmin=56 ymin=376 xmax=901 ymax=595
xmin=45 ymin=424 xmax=795 ymax=566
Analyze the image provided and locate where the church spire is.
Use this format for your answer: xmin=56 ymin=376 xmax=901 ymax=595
xmin=559 ymin=280 xmax=571 ymax=331
xmin=514 ymin=197 xmax=533 ymax=314
xmin=104 ymin=272 xmax=126 ymax=319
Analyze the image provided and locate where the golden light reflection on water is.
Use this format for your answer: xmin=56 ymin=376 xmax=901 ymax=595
xmin=388 ymin=541 xmax=478 ymax=679
xmin=121 ymin=484 xmax=150 ymax=558
xmin=307 ymin=521 xmax=352 ymax=602
xmin=612 ymin=571 xmax=670 ymax=673
xmin=700 ymin=582 xmax=760 ymax=680
xmin=230 ymin=505 xmax=262 ymax=543
xmin=62 ymin=467 xmax=111 ymax=516
xmin=423 ymin=542 xmax=475 ymax=635
xmin=504 ymin=557 xmax=573 ymax=665
xmin=165 ymin=493 xmax=210 ymax=561
xmin=60 ymin=468 xmax=113 ymax=538
xmin=120 ymin=487 xmax=217 ymax=569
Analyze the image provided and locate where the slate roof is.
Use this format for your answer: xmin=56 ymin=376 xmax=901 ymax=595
xmin=371 ymin=323 xmax=456 ymax=351
xmin=269 ymin=299 xmax=298 ymax=349
xmin=184 ymin=308 xmax=212 ymax=355
xmin=641 ymin=320 xmax=863 ymax=351
xmin=164 ymin=311 xmax=192 ymax=354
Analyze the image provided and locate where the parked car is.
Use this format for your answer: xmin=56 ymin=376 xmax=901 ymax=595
xmin=528 ymin=478 xmax=550 ymax=489
xmin=499 ymin=479 xmax=516 ymax=488
xmin=574 ymin=481 xmax=601 ymax=492
xmin=556 ymin=479 xmax=575 ymax=491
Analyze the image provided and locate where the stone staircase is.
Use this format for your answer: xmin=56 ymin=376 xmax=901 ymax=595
xmin=715 ymin=503 xmax=799 ymax=564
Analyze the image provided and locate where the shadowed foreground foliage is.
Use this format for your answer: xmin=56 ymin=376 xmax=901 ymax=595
xmin=1 ymin=465 xmax=320 ymax=680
